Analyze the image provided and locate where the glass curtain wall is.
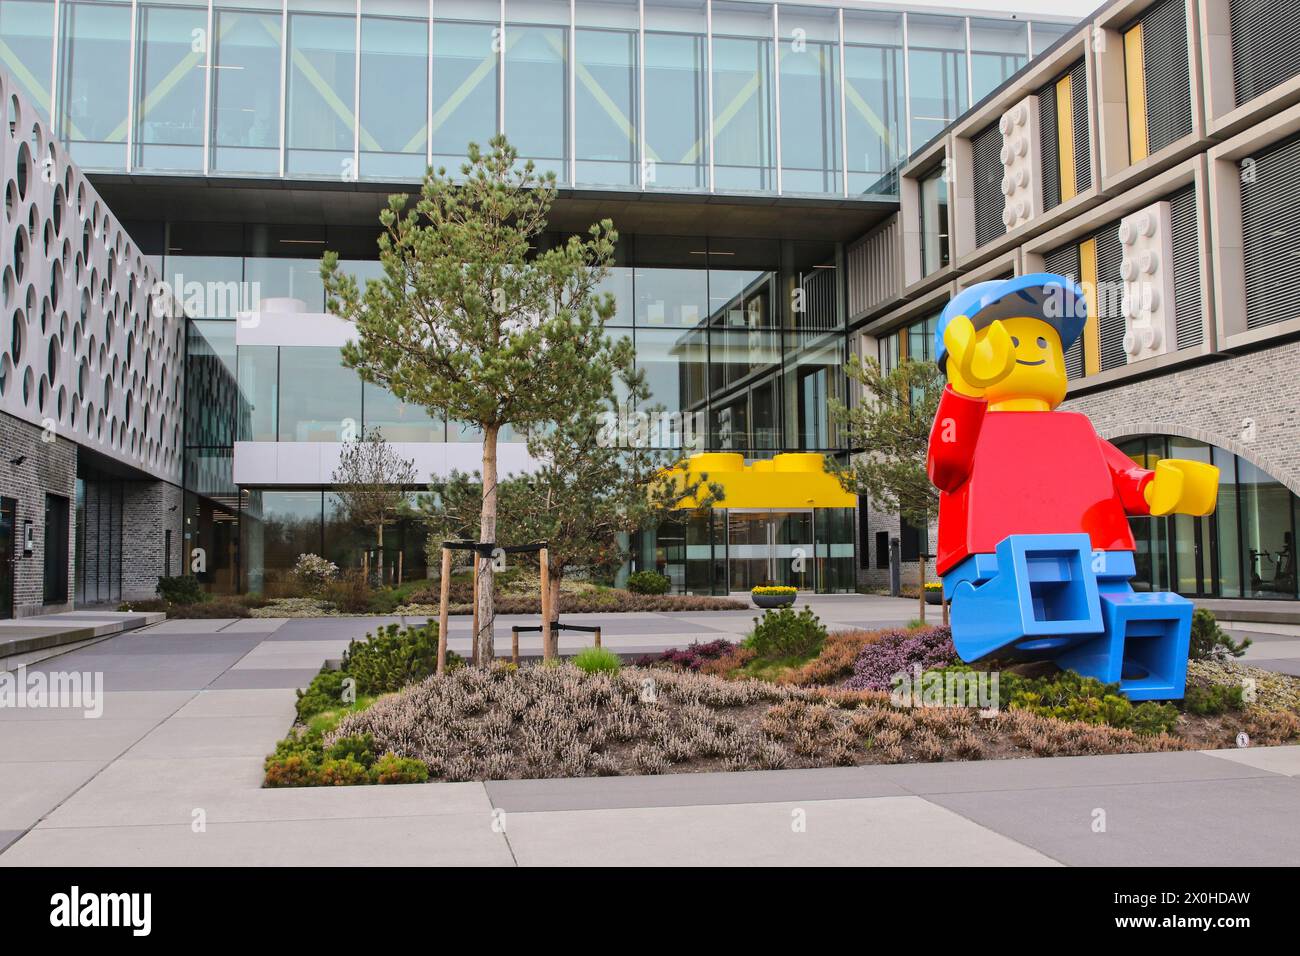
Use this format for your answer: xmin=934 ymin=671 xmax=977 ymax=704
xmin=431 ymin=1 xmax=500 ymax=172
xmin=134 ymin=1 xmax=208 ymax=171
xmin=211 ymin=1 xmax=283 ymax=174
xmin=643 ymin=0 xmax=708 ymax=189
xmin=919 ymin=164 xmax=949 ymax=274
xmin=1117 ymin=435 xmax=1300 ymax=601
xmin=843 ymin=9 xmax=903 ymax=195
xmin=711 ymin=1 xmax=775 ymax=191
xmin=969 ymin=17 xmax=1027 ymax=103
xmin=360 ymin=1 xmax=429 ymax=180
xmin=57 ymin=0 xmax=132 ymax=169
xmin=777 ymin=5 xmax=841 ymax=195
xmin=285 ymin=0 xmax=355 ymax=177
xmin=506 ymin=0 xmax=569 ymax=182
xmin=575 ymin=0 xmax=639 ymax=186
xmin=906 ymin=13 xmax=967 ymax=150
xmin=0 ymin=0 xmax=55 ymax=122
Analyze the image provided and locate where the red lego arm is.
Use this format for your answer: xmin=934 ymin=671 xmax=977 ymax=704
xmin=927 ymin=385 xmax=986 ymax=493
xmin=1101 ymin=439 xmax=1155 ymax=515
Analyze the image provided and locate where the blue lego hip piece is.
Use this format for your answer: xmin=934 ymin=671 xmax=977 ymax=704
xmin=942 ymin=533 xmax=1191 ymax=700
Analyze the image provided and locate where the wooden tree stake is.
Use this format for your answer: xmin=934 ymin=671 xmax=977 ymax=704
xmin=436 ymin=547 xmax=451 ymax=675
xmin=540 ymin=547 xmax=553 ymax=662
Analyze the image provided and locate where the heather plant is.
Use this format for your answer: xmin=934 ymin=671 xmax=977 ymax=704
xmin=292 ymin=553 xmax=339 ymax=595
xmin=744 ymin=607 xmax=827 ymax=662
xmin=843 ymin=626 xmax=957 ymax=692
xmin=635 ymin=639 xmax=737 ymax=671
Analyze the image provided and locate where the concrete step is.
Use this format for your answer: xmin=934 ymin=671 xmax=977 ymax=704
xmin=0 ymin=611 xmax=166 ymax=669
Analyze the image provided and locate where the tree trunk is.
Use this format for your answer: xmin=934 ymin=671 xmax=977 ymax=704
xmin=376 ymin=523 xmax=385 ymax=587
xmin=918 ymin=552 xmax=927 ymax=624
xmin=477 ymin=424 xmax=500 ymax=662
xmin=547 ymin=567 xmax=562 ymax=659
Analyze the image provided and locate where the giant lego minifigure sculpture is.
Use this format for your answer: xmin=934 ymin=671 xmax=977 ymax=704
xmin=927 ymin=274 xmax=1218 ymax=700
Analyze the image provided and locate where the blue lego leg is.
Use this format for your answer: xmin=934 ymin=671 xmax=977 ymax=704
xmin=943 ymin=533 xmax=1104 ymax=662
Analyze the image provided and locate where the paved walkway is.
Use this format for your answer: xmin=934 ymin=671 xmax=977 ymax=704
xmin=2 ymin=598 xmax=1299 ymax=866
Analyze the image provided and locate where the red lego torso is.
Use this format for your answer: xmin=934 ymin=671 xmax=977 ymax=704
xmin=927 ymin=386 xmax=1153 ymax=576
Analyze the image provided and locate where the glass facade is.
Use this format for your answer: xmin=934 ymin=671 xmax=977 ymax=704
xmin=4 ymin=1 xmax=1074 ymax=194
xmin=1116 ymin=435 xmax=1300 ymax=602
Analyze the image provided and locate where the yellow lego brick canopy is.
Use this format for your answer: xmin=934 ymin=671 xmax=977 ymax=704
xmin=666 ymin=452 xmax=857 ymax=510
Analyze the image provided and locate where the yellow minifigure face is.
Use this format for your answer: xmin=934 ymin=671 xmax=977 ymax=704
xmin=946 ymin=316 xmax=1068 ymax=411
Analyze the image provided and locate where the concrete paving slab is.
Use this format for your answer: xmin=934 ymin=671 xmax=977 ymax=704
xmin=487 ymin=766 xmax=911 ymax=812
xmin=1242 ymin=658 xmax=1300 ymax=676
xmin=0 ymin=690 xmax=193 ymax=722
xmin=0 ymin=813 xmax=516 ymax=867
xmin=230 ymin=640 xmax=351 ymax=669
xmin=41 ymin=762 xmax=493 ymax=828
xmin=0 ymin=719 xmax=161 ymax=763
xmin=0 ymin=759 xmax=106 ymax=829
xmin=125 ymin=714 xmax=290 ymax=759
xmin=172 ymin=689 xmax=297 ymax=719
xmin=1242 ymin=640 xmax=1300 ymax=658
xmin=865 ymin=751 xmax=1276 ymax=795
xmin=504 ymin=796 xmax=1059 ymax=866
xmin=218 ymin=619 xmax=288 ymax=634
xmin=1202 ymin=744 xmax=1300 ymax=776
xmin=139 ymin=619 xmax=242 ymax=634
xmin=0 ymin=831 xmax=22 ymax=853
xmin=926 ymin=775 xmax=1300 ymax=866
xmin=206 ymin=667 xmax=322 ymax=690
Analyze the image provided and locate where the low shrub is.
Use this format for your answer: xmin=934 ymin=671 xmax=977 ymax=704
xmin=324 ymin=733 xmax=375 ymax=768
xmin=156 ymin=574 xmax=204 ymax=605
xmin=744 ymin=607 xmax=827 ymax=663
xmin=343 ymin=621 xmax=462 ymax=695
xmin=1189 ymin=609 xmax=1252 ymax=662
xmin=292 ymin=553 xmax=339 ymax=594
xmin=572 ymin=646 xmax=621 ymax=675
xmin=997 ymin=669 xmax=1180 ymax=736
xmin=843 ymin=626 xmax=957 ymax=692
xmin=323 ymin=570 xmax=374 ymax=613
xmin=626 ymin=570 xmax=671 ymax=595
xmin=296 ymin=669 xmax=352 ymax=721
xmin=1183 ymin=681 xmax=1245 ymax=716
xmin=782 ymin=628 xmax=891 ymax=686
xmin=263 ymin=754 xmax=319 ymax=788
xmin=372 ymin=752 xmax=430 ymax=784
xmin=365 ymin=588 xmax=403 ymax=615
xmin=317 ymin=757 xmax=371 ymax=786
xmin=635 ymin=639 xmax=737 ymax=671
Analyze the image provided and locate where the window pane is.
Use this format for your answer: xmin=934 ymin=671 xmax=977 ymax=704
xmin=363 ymin=381 xmax=444 ymax=442
xmin=165 ymin=255 xmax=246 ymax=319
xmin=0 ymin=0 xmax=56 ymax=122
xmin=784 ymin=330 xmax=843 ymax=450
xmin=212 ymin=4 xmax=283 ymax=174
xmin=644 ymin=0 xmax=707 ymax=189
xmin=186 ymin=320 xmax=239 ymax=447
xmin=708 ymin=327 xmax=780 ymax=450
xmin=1213 ymin=446 xmax=1242 ymax=598
xmin=241 ymin=489 xmax=322 ymax=593
xmin=576 ymin=0 xmax=639 ymax=186
xmin=286 ymin=1 xmax=355 ymax=177
xmin=635 ymin=327 xmax=708 ymax=446
xmin=505 ymin=0 xmax=569 ymax=182
xmin=236 ymin=344 xmax=278 ymax=441
xmin=244 ymin=256 xmax=325 ymax=309
xmin=712 ymin=1 xmax=775 ymax=192
xmin=431 ymin=14 xmax=499 ymax=172
xmin=58 ymin=0 xmax=131 ymax=169
xmin=907 ymin=13 xmax=967 ymax=152
xmin=1032 ymin=20 xmax=1074 ymax=55
xmin=1239 ymin=456 xmax=1295 ymax=598
xmin=920 ymin=166 xmax=949 ymax=273
xmin=777 ymin=5 xmax=840 ymax=194
xmin=277 ymin=346 xmax=362 ymax=441
xmin=135 ymin=2 xmax=208 ymax=171
xmin=970 ymin=18 xmax=1027 ymax=104
xmin=843 ymin=10 xmax=903 ymax=195
xmin=360 ymin=9 xmax=429 ymax=180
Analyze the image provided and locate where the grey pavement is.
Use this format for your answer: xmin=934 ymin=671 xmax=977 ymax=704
xmin=2 ymin=596 xmax=1299 ymax=866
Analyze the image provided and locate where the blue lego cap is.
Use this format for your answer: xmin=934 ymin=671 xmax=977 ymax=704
xmin=934 ymin=273 xmax=1088 ymax=370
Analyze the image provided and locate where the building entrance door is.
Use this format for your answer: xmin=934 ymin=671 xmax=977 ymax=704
xmin=727 ymin=509 xmax=814 ymax=591
xmin=0 ymin=498 xmax=14 ymax=618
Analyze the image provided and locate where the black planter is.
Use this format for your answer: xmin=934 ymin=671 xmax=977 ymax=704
xmin=924 ymin=590 xmax=943 ymax=606
xmin=753 ymin=592 xmax=797 ymax=609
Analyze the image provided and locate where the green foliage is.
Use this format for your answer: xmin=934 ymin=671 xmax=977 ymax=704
xmin=1189 ymin=609 xmax=1252 ymax=662
xmin=994 ymin=669 xmax=1180 ymax=735
xmin=829 ymin=356 xmax=945 ymax=528
xmin=324 ymin=734 xmax=376 ymax=769
xmin=343 ymin=621 xmax=463 ymax=695
xmin=295 ymin=669 xmax=352 ymax=721
xmin=572 ymin=646 xmax=621 ymax=675
xmin=626 ymin=570 xmax=671 ymax=595
xmin=317 ymin=757 xmax=372 ymax=786
xmin=372 ymin=752 xmax=430 ymax=785
xmin=156 ymin=574 xmax=204 ymax=605
xmin=745 ymin=607 xmax=827 ymax=663
xmin=1183 ymin=682 xmax=1245 ymax=716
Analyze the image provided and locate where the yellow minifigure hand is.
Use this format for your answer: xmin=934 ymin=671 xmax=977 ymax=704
xmin=1144 ymin=459 xmax=1219 ymax=516
xmin=943 ymin=316 xmax=1017 ymax=395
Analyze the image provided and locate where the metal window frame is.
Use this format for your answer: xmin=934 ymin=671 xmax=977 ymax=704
xmin=772 ymin=2 xmax=781 ymax=194
xmin=705 ymin=0 xmax=713 ymax=192
xmin=837 ymin=6 xmax=847 ymax=197
xmin=638 ymin=0 xmax=646 ymax=188
xmin=568 ymin=0 xmax=576 ymax=186
xmin=126 ymin=0 xmax=139 ymax=172
xmin=426 ymin=0 xmax=433 ymax=171
xmin=50 ymin=0 xmax=62 ymax=137
xmin=203 ymin=0 xmax=213 ymax=175
xmin=498 ymin=0 xmax=505 ymax=136
xmin=278 ymin=0 xmax=287 ymax=178
xmin=352 ymin=0 xmax=360 ymax=180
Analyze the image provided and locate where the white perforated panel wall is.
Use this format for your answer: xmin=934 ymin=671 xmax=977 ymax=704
xmin=0 ymin=74 xmax=183 ymax=483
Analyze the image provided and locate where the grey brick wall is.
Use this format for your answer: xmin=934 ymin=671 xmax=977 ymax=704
xmin=0 ymin=412 xmax=77 ymax=617
xmin=855 ymin=499 xmax=940 ymax=594
xmin=1063 ymin=339 xmax=1300 ymax=495
xmin=121 ymin=480 xmax=185 ymax=601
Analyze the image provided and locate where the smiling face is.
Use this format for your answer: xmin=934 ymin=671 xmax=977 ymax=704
xmin=948 ymin=316 xmax=1068 ymax=411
